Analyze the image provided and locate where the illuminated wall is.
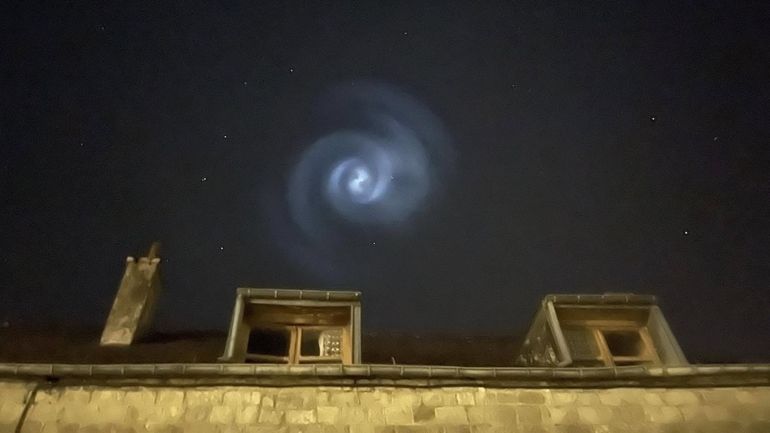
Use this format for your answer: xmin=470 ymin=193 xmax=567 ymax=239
xmin=1 ymin=380 xmax=769 ymax=432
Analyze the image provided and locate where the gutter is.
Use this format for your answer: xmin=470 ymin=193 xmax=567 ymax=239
xmin=0 ymin=363 xmax=768 ymax=388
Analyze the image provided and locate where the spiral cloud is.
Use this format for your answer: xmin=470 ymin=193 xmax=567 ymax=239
xmin=272 ymin=81 xmax=452 ymax=277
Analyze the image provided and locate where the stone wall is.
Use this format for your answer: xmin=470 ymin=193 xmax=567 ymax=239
xmin=0 ymin=381 xmax=35 ymax=432
xmin=1 ymin=380 xmax=769 ymax=432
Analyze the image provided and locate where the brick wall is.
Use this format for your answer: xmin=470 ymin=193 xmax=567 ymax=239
xmin=1 ymin=381 xmax=769 ymax=432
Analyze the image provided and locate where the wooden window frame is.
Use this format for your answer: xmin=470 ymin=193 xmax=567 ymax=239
xmin=245 ymin=325 xmax=350 ymax=364
xmin=295 ymin=326 xmax=346 ymax=364
xmin=562 ymin=321 xmax=661 ymax=367
xmin=596 ymin=326 xmax=660 ymax=366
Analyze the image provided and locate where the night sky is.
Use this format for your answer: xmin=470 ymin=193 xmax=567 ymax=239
xmin=2 ymin=1 xmax=769 ymax=362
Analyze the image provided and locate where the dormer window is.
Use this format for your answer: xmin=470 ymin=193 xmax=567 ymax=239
xmin=562 ymin=326 xmax=660 ymax=367
xmin=220 ymin=288 xmax=361 ymax=364
xmin=246 ymin=327 xmax=291 ymax=362
xmin=517 ymin=294 xmax=687 ymax=367
xmin=245 ymin=325 xmax=345 ymax=363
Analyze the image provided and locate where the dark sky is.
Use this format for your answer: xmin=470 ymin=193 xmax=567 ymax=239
xmin=2 ymin=1 xmax=769 ymax=362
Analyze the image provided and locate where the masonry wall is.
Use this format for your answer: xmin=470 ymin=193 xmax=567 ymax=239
xmin=1 ymin=380 xmax=769 ymax=433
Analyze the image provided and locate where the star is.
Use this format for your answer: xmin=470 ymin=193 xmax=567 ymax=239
xmin=289 ymin=67 xmax=294 ymax=73
xmin=650 ymin=115 xmax=656 ymax=122
xmin=219 ymin=246 xmax=224 ymax=251
xmin=223 ymin=135 xmax=228 ymax=139
xmin=683 ymin=230 xmax=689 ymax=236
xmin=403 ymin=31 xmax=408 ymax=36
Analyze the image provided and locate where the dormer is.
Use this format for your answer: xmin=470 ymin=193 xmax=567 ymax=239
xmin=516 ymin=294 xmax=687 ymax=367
xmin=220 ymin=288 xmax=362 ymax=364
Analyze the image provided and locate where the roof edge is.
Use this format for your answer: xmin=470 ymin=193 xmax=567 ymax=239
xmin=236 ymin=288 xmax=362 ymax=302
xmin=1 ymin=363 xmax=768 ymax=388
xmin=545 ymin=293 xmax=657 ymax=305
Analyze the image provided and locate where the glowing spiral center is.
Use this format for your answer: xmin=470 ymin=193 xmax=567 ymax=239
xmin=349 ymin=167 xmax=371 ymax=195
xmin=280 ymin=81 xmax=451 ymax=259
xmin=328 ymin=157 xmax=388 ymax=204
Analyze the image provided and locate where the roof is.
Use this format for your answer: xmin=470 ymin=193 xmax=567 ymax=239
xmin=0 ymin=328 xmax=523 ymax=366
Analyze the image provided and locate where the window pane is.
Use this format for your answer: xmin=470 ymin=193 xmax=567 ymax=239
xmin=301 ymin=329 xmax=322 ymax=356
xmin=320 ymin=329 xmax=342 ymax=357
xmin=247 ymin=328 xmax=290 ymax=356
xmin=301 ymin=328 xmax=342 ymax=357
xmin=563 ymin=327 xmax=600 ymax=360
xmin=603 ymin=330 xmax=644 ymax=356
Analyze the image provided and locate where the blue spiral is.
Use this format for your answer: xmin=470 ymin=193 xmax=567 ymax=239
xmin=270 ymin=82 xmax=452 ymax=277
